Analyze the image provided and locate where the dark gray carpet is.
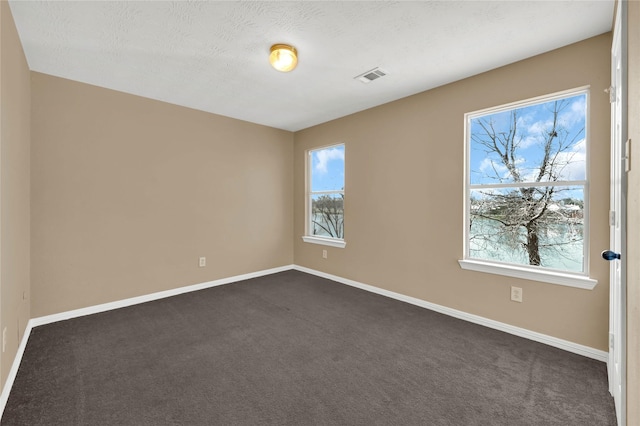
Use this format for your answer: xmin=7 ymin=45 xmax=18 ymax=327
xmin=1 ymin=270 xmax=616 ymax=425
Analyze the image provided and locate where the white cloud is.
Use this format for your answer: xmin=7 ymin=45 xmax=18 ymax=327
xmin=519 ymin=138 xmax=586 ymax=182
xmin=519 ymin=113 xmax=551 ymax=149
xmin=479 ymin=156 xmax=529 ymax=181
xmin=555 ymin=138 xmax=586 ymax=181
xmin=527 ymin=119 xmax=551 ymax=136
xmin=314 ymin=147 xmax=344 ymax=174
xmin=479 ymin=158 xmax=505 ymax=177
xmin=559 ymin=97 xmax=586 ymax=128
xmin=519 ymin=96 xmax=585 ymax=148
xmin=515 ymin=115 xmax=537 ymax=149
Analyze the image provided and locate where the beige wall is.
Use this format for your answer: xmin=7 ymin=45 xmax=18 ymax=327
xmin=294 ymin=34 xmax=612 ymax=351
xmin=30 ymin=73 xmax=294 ymax=317
xmin=626 ymin=1 xmax=639 ymax=424
xmin=0 ymin=1 xmax=31 ymax=387
xmin=1 ymin=3 xmax=626 ymax=410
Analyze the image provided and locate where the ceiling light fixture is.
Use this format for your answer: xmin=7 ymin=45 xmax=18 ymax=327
xmin=269 ymin=44 xmax=298 ymax=72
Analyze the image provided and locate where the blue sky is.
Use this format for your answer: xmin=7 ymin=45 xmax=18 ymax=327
xmin=469 ymin=93 xmax=587 ymax=187
xmin=311 ymin=145 xmax=345 ymax=192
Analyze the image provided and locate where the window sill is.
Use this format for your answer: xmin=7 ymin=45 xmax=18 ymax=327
xmin=302 ymin=236 xmax=346 ymax=249
xmin=458 ymin=259 xmax=597 ymax=290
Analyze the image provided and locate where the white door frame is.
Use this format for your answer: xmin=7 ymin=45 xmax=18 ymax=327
xmin=608 ymin=3 xmax=627 ymax=425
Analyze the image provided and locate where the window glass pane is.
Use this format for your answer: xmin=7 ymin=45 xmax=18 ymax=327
xmin=311 ymin=193 xmax=344 ymax=239
xmin=469 ymin=186 xmax=584 ymax=272
xmin=469 ymin=93 xmax=586 ymax=185
xmin=311 ymin=145 xmax=345 ymax=192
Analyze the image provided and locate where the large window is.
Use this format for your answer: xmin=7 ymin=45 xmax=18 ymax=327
xmin=303 ymin=144 xmax=345 ymax=248
xmin=460 ymin=88 xmax=596 ymax=289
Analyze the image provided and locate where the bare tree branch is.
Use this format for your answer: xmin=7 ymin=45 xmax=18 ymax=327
xmin=470 ymin=98 xmax=584 ymax=268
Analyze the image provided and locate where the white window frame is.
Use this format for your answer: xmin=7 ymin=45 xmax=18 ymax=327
xmin=302 ymin=143 xmax=346 ymax=248
xmin=458 ymin=87 xmax=597 ymax=290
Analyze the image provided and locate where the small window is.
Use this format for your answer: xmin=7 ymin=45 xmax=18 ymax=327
xmin=303 ymin=144 xmax=345 ymax=248
xmin=460 ymin=88 xmax=596 ymax=289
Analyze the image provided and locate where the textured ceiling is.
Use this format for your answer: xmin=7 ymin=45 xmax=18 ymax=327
xmin=9 ymin=1 xmax=614 ymax=131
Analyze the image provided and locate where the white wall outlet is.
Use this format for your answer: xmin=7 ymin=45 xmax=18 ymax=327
xmin=322 ymin=249 xmax=327 ymax=259
xmin=199 ymin=257 xmax=206 ymax=267
xmin=2 ymin=327 xmax=6 ymax=353
xmin=511 ymin=286 xmax=523 ymax=303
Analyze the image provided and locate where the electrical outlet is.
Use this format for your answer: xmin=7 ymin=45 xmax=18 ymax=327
xmin=322 ymin=249 xmax=327 ymax=259
xmin=199 ymin=257 xmax=206 ymax=267
xmin=511 ymin=286 xmax=523 ymax=303
xmin=2 ymin=327 xmax=6 ymax=353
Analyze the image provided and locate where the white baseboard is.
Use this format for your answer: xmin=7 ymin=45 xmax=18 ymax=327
xmin=0 ymin=263 xmax=608 ymax=420
xmin=293 ymin=265 xmax=609 ymax=363
xmin=0 ymin=264 xmax=294 ymax=418
xmin=0 ymin=318 xmax=34 ymax=421
xmin=28 ymin=265 xmax=295 ymax=328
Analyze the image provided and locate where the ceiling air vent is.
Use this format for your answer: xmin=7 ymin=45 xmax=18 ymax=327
xmin=354 ymin=67 xmax=388 ymax=84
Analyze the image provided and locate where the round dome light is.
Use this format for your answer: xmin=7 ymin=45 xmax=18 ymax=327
xmin=269 ymin=44 xmax=298 ymax=72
